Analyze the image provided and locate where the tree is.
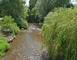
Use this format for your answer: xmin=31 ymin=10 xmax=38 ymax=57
xmin=35 ymin=0 xmax=70 ymax=22
xmin=0 ymin=0 xmax=5 ymax=17
xmin=54 ymin=0 xmax=70 ymax=7
xmin=29 ymin=0 xmax=37 ymax=11
xmin=0 ymin=0 xmax=27 ymax=19
xmin=0 ymin=0 xmax=28 ymax=28
xmin=35 ymin=0 xmax=54 ymax=22
xmin=27 ymin=0 xmax=39 ymax=23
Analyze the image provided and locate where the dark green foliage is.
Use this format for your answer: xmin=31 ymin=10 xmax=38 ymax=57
xmin=1 ymin=16 xmax=20 ymax=35
xmin=27 ymin=0 xmax=39 ymax=23
xmin=66 ymin=3 xmax=74 ymax=8
xmin=0 ymin=0 xmax=28 ymax=26
xmin=42 ymin=7 xmax=77 ymax=60
xmin=29 ymin=0 xmax=37 ymax=11
xmin=0 ymin=0 xmax=4 ymax=17
xmin=35 ymin=0 xmax=70 ymax=22
xmin=54 ymin=0 xmax=69 ymax=7
xmin=35 ymin=0 xmax=54 ymax=20
xmin=15 ymin=18 xmax=28 ymax=29
xmin=0 ymin=37 xmax=10 ymax=58
xmin=1 ymin=0 xmax=26 ymax=18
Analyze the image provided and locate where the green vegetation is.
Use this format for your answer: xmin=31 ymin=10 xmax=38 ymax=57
xmin=0 ymin=0 xmax=76 ymax=59
xmin=0 ymin=37 xmax=10 ymax=57
xmin=27 ymin=0 xmax=74 ymax=22
xmin=0 ymin=0 xmax=28 ymax=58
xmin=29 ymin=0 xmax=70 ymax=22
xmin=1 ymin=16 xmax=20 ymax=35
xmin=0 ymin=0 xmax=28 ymax=28
xmin=15 ymin=18 xmax=28 ymax=29
xmin=27 ymin=0 xmax=39 ymax=23
xmin=0 ymin=0 xmax=26 ymax=18
xmin=42 ymin=6 xmax=77 ymax=60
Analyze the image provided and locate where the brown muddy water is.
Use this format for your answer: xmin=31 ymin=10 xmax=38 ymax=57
xmin=1 ymin=23 xmax=47 ymax=60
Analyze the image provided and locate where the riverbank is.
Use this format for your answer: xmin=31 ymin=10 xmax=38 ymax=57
xmin=1 ymin=23 xmax=47 ymax=60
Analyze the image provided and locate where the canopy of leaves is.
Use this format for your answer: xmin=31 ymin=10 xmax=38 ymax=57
xmin=35 ymin=0 xmax=70 ymax=21
xmin=0 ymin=0 xmax=28 ymax=19
xmin=27 ymin=0 xmax=39 ymax=23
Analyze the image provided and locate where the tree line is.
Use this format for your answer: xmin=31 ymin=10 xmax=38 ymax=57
xmin=27 ymin=0 xmax=73 ymax=23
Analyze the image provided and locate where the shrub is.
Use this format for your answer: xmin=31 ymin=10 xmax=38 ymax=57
xmin=15 ymin=18 xmax=28 ymax=29
xmin=21 ymin=28 xmax=24 ymax=30
xmin=42 ymin=6 xmax=77 ymax=60
xmin=1 ymin=16 xmax=20 ymax=35
xmin=0 ymin=37 xmax=10 ymax=58
xmin=1 ymin=23 xmax=20 ymax=35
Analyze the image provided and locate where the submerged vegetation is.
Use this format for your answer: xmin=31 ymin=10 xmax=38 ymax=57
xmin=42 ymin=6 xmax=77 ymax=60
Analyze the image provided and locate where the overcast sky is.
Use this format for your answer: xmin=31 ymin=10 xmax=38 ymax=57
xmin=25 ymin=0 xmax=29 ymax=6
xmin=25 ymin=0 xmax=77 ymax=6
xmin=0 ymin=0 xmax=77 ymax=5
xmin=71 ymin=0 xmax=77 ymax=4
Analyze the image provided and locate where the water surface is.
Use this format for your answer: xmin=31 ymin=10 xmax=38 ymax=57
xmin=1 ymin=23 xmax=46 ymax=60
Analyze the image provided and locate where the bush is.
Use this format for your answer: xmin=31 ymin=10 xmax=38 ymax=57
xmin=1 ymin=16 xmax=20 ymax=35
xmin=21 ymin=28 xmax=24 ymax=30
xmin=0 ymin=37 xmax=10 ymax=58
xmin=15 ymin=18 xmax=28 ymax=29
xmin=42 ymin=6 xmax=77 ymax=60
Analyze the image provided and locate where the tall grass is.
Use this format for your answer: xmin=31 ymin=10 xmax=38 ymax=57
xmin=42 ymin=6 xmax=77 ymax=60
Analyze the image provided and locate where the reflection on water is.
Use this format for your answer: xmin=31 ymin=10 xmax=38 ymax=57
xmin=1 ymin=23 xmax=46 ymax=60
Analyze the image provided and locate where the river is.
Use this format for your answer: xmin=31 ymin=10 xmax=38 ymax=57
xmin=1 ymin=23 xmax=46 ymax=60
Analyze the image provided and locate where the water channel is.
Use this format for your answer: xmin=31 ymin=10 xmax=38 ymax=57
xmin=1 ymin=23 xmax=46 ymax=60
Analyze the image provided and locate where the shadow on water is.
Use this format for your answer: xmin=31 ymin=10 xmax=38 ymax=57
xmin=1 ymin=23 xmax=49 ymax=60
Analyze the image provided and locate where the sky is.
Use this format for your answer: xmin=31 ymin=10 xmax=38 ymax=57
xmin=25 ymin=0 xmax=77 ymax=6
xmin=25 ymin=0 xmax=30 ymax=6
xmin=71 ymin=0 xmax=77 ymax=4
xmin=0 ymin=0 xmax=77 ymax=5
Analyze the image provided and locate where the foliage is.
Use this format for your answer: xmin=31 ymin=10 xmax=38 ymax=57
xmin=29 ymin=0 xmax=37 ymax=11
xmin=35 ymin=0 xmax=70 ymax=22
xmin=1 ymin=16 xmax=20 ymax=35
xmin=27 ymin=0 xmax=39 ymax=23
xmin=21 ymin=28 xmax=24 ymax=30
xmin=0 ymin=0 xmax=26 ymax=18
xmin=53 ymin=0 xmax=69 ymax=7
xmin=0 ymin=0 xmax=3 ymax=17
xmin=42 ymin=7 xmax=77 ymax=60
xmin=0 ymin=0 xmax=28 ymax=26
xmin=15 ymin=18 xmax=28 ymax=29
xmin=0 ymin=37 xmax=10 ymax=58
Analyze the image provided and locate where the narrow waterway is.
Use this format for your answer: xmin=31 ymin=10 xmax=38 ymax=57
xmin=1 ymin=23 xmax=46 ymax=60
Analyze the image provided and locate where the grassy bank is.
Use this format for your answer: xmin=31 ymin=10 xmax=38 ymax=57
xmin=0 ymin=16 xmax=28 ymax=58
